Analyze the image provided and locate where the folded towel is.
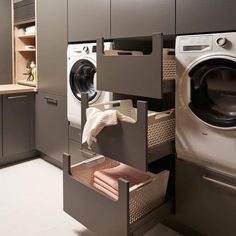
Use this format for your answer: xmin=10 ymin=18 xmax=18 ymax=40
xmin=93 ymin=182 xmax=118 ymax=200
xmin=82 ymin=107 xmax=136 ymax=148
xmin=94 ymin=163 xmax=153 ymax=191
xmin=94 ymin=177 xmax=119 ymax=196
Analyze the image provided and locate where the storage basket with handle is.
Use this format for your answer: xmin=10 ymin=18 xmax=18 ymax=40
xmin=91 ymin=100 xmax=175 ymax=149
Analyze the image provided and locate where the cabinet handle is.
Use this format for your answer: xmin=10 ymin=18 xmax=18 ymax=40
xmin=44 ymin=96 xmax=58 ymax=105
xmin=7 ymin=95 xmax=28 ymax=100
xmin=203 ymin=175 xmax=236 ymax=191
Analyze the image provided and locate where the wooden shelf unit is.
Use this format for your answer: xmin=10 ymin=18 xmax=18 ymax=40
xmin=13 ymin=21 xmax=37 ymax=88
xmin=17 ymin=49 xmax=36 ymax=52
xmin=17 ymin=34 xmax=36 ymax=39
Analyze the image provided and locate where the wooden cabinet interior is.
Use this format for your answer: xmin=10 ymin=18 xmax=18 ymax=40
xmin=13 ymin=20 xmax=37 ymax=88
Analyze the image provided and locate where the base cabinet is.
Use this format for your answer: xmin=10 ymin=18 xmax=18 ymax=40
xmin=0 ymin=93 xmax=36 ymax=166
xmin=176 ymin=159 xmax=236 ymax=236
xmin=3 ymin=93 xmax=35 ymax=157
xmin=35 ymin=92 xmax=68 ymax=164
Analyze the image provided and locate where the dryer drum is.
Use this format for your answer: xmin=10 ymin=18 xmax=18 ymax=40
xmin=70 ymin=59 xmax=97 ymax=102
xmin=189 ymin=58 xmax=236 ymax=128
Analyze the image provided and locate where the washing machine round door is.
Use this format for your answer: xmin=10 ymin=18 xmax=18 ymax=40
xmin=69 ymin=59 xmax=101 ymax=103
xmin=189 ymin=58 xmax=236 ymax=128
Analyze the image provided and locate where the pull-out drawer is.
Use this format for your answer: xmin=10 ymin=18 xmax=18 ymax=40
xmin=96 ymin=33 xmax=175 ymax=99
xmin=176 ymin=159 xmax=236 ymax=236
xmin=63 ymin=154 xmax=173 ymax=236
xmin=81 ymin=93 xmax=175 ymax=171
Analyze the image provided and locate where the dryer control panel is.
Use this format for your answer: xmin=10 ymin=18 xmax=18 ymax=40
xmin=179 ymin=35 xmax=213 ymax=53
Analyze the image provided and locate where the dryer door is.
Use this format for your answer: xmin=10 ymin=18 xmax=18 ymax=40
xmin=189 ymin=58 xmax=236 ymax=128
xmin=69 ymin=59 xmax=101 ymax=103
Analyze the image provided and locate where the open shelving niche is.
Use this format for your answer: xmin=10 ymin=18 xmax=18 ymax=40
xmin=13 ymin=20 xmax=37 ymax=88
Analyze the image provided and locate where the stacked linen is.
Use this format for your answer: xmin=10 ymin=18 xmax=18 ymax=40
xmin=93 ymin=162 xmax=154 ymax=200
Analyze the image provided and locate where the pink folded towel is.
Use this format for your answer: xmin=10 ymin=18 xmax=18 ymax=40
xmin=93 ymin=163 xmax=154 ymax=199
xmin=93 ymin=182 xmax=118 ymax=200
xmin=94 ymin=177 xmax=119 ymax=196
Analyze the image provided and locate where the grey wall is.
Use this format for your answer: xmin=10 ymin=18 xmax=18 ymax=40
xmin=0 ymin=0 xmax=12 ymax=84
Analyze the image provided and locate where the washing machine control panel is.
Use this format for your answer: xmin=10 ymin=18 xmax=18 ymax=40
xmin=216 ymin=37 xmax=227 ymax=47
xmin=83 ymin=46 xmax=89 ymax=54
xmin=179 ymin=35 xmax=213 ymax=53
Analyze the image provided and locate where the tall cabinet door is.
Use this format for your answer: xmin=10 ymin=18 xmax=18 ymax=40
xmin=111 ymin=0 xmax=175 ymax=38
xmin=35 ymin=92 xmax=68 ymax=164
xmin=0 ymin=0 xmax=12 ymax=84
xmin=176 ymin=0 xmax=236 ymax=34
xmin=37 ymin=0 xmax=67 ymax=97
xmin=68 ymin=0 xmax=110 ymax=42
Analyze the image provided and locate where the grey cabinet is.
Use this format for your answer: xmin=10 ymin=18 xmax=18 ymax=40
xmin=176 ymin=0 xmax=236 ymax=34
xmin=3 ymin=93 xmax=35 ymax=156
xmin=68 ymin=0 xmax=110 ymax=42
xmin=111 ymin=0 xmax=175 ymax=38
xmin=176 ymin=159 xmax=236 ymax=236
xmin=37 ymin=0 xmax=67 ymax=96
xmin=35 ymin=92 xmax=68 ymax=163
xmin=0 ymin=0 xmax=12 ymax=85
xmin=69 ymin=126 xmax=95 ymax=165
xmin=14 ymin=0 xmax=35 ymax=24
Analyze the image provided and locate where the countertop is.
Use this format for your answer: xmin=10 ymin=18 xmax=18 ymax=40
xmin=0 ymin=84 xmax=36 ymax=94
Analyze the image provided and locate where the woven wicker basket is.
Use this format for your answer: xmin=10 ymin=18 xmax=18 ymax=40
xmin=163 ymin=48 xmax=176 ymax=80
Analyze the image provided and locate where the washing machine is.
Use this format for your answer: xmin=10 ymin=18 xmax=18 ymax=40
xmin=176 ymin=32 xmax=236 ymax=176
xmin=67 ymin=42 xmax=112 ymax=128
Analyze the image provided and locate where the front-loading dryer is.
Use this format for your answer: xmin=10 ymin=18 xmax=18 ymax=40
xmin=67 ymin=42 xmax=112 ymax=128
xmin=176 ymin=32 xmax=236 ymax=176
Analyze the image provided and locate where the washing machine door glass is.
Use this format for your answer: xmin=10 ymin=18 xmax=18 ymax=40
xmin=189 ymin=58 xmax=236 ymax=128
xmin=70 ymin=59 xmax=97 ymax=102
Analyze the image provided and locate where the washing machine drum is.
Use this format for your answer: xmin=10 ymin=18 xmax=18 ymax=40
xmin=70 ymin=59 xmax=99 ymax=102
xmin=189 ymin=58 xmax=236 ymax=128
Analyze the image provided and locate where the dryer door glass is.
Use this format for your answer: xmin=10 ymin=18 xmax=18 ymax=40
xmin=70 ymin=59 xmax=97 ymax=102
xmin=189 ymin=58 xmax=236 ymax=127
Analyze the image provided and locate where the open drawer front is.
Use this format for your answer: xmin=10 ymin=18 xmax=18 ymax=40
xmin=63 ymin=154 xmax=173 ymax=236
xmin=82 ymin=93 xmax=175 ymax=171
xmin=96 ymin=33 xmax=175 ymax=99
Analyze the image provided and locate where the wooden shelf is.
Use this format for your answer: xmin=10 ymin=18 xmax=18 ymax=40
xmin=17 ymin=80 xmax=37 ymax=88
xmin=13 ymin=20 xmax=37 ymax=89
xmin=17 ymin=49 xmax=36 ymax=52
xmin=17 ymin=34 xmax=36 ymax=39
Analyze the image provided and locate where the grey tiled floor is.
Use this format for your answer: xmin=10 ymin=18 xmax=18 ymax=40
xmin=0 ymin=158 xmax=181 ymax=236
